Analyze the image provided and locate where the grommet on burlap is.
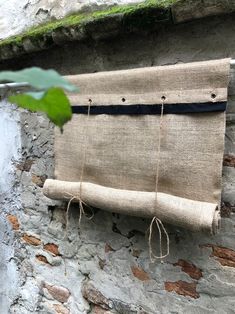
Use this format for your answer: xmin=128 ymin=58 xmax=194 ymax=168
xmin=211 ymin=93 xmax=216 ymax=99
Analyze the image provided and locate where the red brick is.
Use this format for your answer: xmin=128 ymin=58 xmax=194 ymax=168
xmin=131 ymin=266 xmax=150 ymax=281
xmin=7 ymin=215 xmax=20 ymax=230
xmin=22 ymin=234 xmax=41 ymax=246
xmin=165 ymin=281 xmax=199 ymax=299
xmin=210 ymin=245 xmax=235 ymax=267
xmin=173 ymin=259 xmax=202 ymax=280
xmin=43 ymin=243 xmax=60 ymax=256
xmin=36 ymin=255 xmax=49 ymax=264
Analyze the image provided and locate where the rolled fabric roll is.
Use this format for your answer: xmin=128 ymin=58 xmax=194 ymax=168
xmin=43 ymin=179 xmax=220 ymax=233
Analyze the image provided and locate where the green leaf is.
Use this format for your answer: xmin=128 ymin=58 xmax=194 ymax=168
xmin=0 ymin=67 xmax=78 ymax=92
xmin=9 ymin=87 xmax=72 ymax=129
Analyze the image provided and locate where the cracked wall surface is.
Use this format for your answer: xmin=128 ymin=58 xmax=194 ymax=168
xmin=1 ymin=12 xmax=235 ymax=314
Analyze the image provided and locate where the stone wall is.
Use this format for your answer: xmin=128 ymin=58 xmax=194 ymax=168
xmin=1 ymin=11 xmax=235 ymax=314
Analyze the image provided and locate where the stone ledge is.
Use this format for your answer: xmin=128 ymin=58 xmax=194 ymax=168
xmin=0 ymin=0 xmax=235 ymax=62
xmin=0 ymin=1 xmax=172 ymax=61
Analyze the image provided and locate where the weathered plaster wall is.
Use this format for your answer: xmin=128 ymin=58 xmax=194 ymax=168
xmin=0 ymin=0 xmax=144 ymax=40
xmin=0 ymin=102 xmax=21 ymax=313
xmin=0 ymin=102 xmax=21 ymax=194
xmin=1 ymin=12 xmax=235 ymax=314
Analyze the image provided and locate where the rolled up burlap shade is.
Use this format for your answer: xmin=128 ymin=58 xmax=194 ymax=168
xmin=44 ymin=180 xmax=220 ymax=233
xmin=43 ymin=58 xmax=230 ymax=233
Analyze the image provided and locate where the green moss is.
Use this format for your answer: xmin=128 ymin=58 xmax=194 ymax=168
xmin=0 ymin=0 xmax=180 ymax=48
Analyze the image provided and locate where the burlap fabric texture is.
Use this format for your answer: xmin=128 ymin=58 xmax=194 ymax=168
xmin=43 ymin=58 xmax=231 ymax=233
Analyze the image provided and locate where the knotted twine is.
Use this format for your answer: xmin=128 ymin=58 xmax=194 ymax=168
xmin=148 ymin=99 xmax=170 ymax=262
xmin=64 ymin=98 xmax=169 ymax=261
xmin=64 ymin=99 xmax=94 ymax=237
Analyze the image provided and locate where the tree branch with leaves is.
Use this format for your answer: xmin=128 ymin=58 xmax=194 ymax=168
xmin=0 ymin=67 xmax=78 ymax=131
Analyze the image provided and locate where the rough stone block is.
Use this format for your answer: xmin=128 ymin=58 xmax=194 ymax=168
xmin=44 ymin=283 xmax=71 ymax=303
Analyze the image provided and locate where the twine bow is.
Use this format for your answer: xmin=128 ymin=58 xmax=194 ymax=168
xmin=65 ymin=192 xmax=94 ymax=229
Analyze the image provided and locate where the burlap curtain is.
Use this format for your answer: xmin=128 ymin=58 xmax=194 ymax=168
xmin=43 ymin=59 xmax=230 ymax=233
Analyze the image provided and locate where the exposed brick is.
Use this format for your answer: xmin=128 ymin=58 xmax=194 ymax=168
xmin=223 ymin=154 xmax=235 ymax=167
xmin=22 ymin=234 xmax=41 ymax=246
xmin=82 ymin=281 xmax=110 ymax=310
xmin=16 ymin=159 xmax=34 ymax=172
xmin=43 ymin=243 xmax=60 ymax=256
xmin=36 ymin=255 xmax=49 ymax=264
xmin=31 ymin=173 xmax=47 ymax=187
xmin=165 ymin=281 xmax=199 ymax=299
xmin=215 ymin=257 xmax=235 ymax=267
xmin=7 ymin=214 xmax=20 ymax=230
xmin=209 ymin=245 xmax=235 ymax=267
xmin=131 ymin=266 xmax=150 ymax=281
xmin=173 ymin=259 xmax=202 ymax=280
xmin=44 ymin=283 xmax=70 ymax=303
xmin=104 ymin=243 xmax=114 ymax=253
xmin=53 ymin=304 xmax=70 ymax=314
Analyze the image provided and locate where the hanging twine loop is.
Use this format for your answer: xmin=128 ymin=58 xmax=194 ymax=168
xmin=64 ymin=99 xmax=93 ymax=236
xmin=148 ymin=98 xmax=170 ymax=262
xmin=148 ymin=217 xmax=170 ymax=262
